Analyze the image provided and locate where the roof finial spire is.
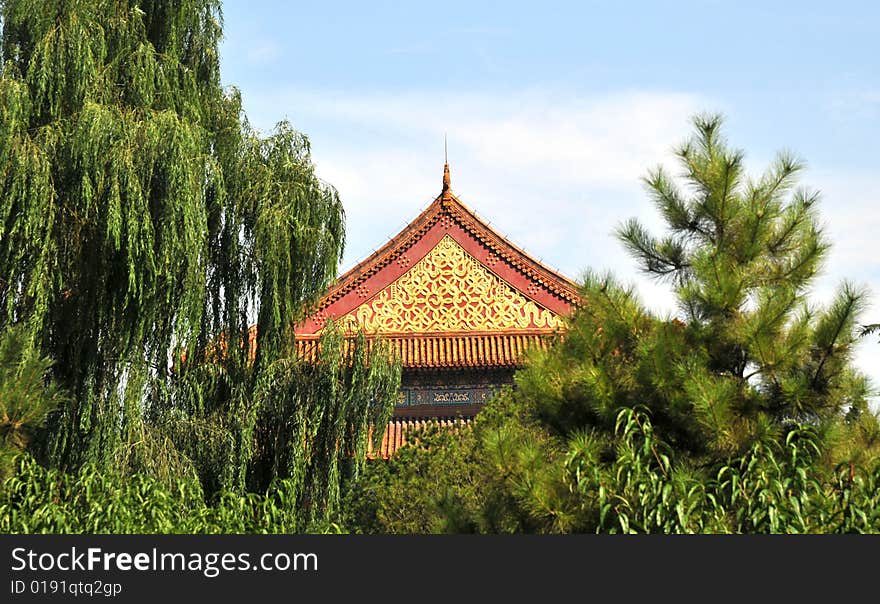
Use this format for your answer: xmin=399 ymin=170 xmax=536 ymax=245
xmin=442 ymin=134 xmax=451 ymax=197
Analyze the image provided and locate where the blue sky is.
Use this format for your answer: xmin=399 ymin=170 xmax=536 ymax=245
xmin=217 ymin=1 xmax=880 ymax=391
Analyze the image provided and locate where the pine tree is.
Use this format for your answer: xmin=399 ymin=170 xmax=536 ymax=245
xmin=0 ymin=0 xmax=399 ymax=525
xmin=0 ymin=326 xmax=66 ymax=480
xmin=519 ymin=114 xmax=876 ymax=460
xmin=613 ymin=114 xmax=873 ymax=455
xmin=347 ymin=115 xmax=880 ymax=534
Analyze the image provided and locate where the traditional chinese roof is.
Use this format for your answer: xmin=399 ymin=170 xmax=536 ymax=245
xmin=294 ymin=164 xmax=580 ymax=370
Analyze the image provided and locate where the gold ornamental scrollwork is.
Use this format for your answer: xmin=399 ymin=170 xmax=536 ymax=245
xmin=347 ymin=236 xmax=563 ymax=333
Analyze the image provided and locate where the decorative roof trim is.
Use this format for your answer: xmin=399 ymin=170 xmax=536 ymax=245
xmin=295 ymin=332 xmax=556 ymax=369
xmin=304 ymin=188 xmax=581 ymax=316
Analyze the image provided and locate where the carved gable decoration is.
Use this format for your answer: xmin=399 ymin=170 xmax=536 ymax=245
xmin=347 ymin=235 xmax=564 ymax=334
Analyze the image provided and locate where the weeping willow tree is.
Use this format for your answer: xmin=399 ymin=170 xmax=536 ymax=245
xmin=0 ymin=0 xmax=399 ymax=524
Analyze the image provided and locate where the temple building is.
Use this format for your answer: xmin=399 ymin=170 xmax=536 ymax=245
xmin=294 ymin=164 xmax=580 ymax=456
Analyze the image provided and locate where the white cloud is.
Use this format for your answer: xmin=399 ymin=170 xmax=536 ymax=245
xmin=829 ymin=89 xmax=880 ymax=121
xmin=244 ymin=42 xmax=281 ymax=65
xmin=812 ymin=171 xmax=880 ymax=287
xmin=808 ymin=171 xmax=880 ymax=401
xmin=245 ymin=88 xmax=705 ymax=271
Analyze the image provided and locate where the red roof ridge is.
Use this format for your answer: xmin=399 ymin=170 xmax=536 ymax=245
xmin=309 ymin=166 xmax=582 ymax=315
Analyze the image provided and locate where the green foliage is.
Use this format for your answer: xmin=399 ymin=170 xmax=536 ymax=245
xmin=250 ymin=325 xmax=400 ymax=525
xmin=349 ymin=405 xmax=880 ymax=534
xmin=0 ymin=454 xmax=346 ymax=533
xmin=569 ymin=408 xmax=880 ymax=533
xmin=344 ymin=115 xmax=880 ymax=534
xmin=0 ymin=326 xmax=66 ymax=479
xmin=340 ymin=423 xmax=483 ymax=534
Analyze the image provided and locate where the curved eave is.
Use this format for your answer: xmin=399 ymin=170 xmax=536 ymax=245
xmin=295 ymin=331 xmax=558 ymax=370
